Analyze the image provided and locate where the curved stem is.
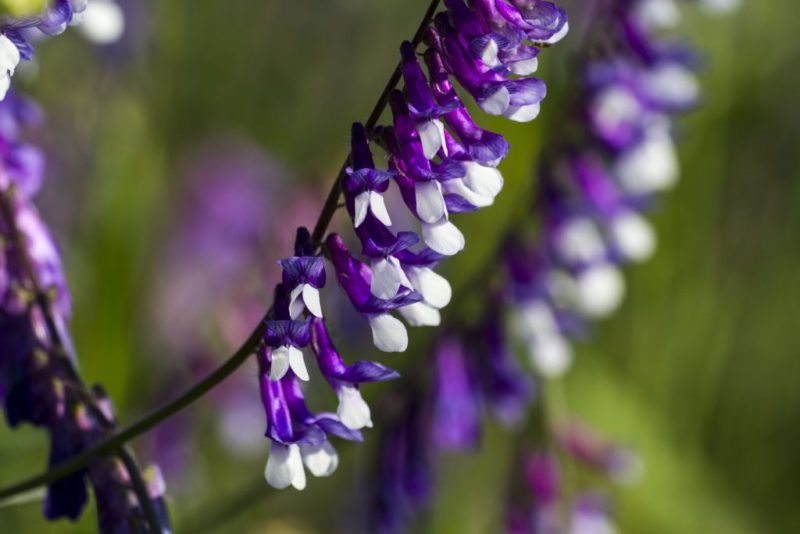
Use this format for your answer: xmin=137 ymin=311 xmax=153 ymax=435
xmin=0 ymin=0 xmax=441 ymax=503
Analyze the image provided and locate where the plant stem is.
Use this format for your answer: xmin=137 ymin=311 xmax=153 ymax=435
xmin=0 ymin=0 xmax=442 ymax=503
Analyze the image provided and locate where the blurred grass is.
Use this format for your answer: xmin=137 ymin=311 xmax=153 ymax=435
xmin=1 ymin=0 xmax=799 ymax=532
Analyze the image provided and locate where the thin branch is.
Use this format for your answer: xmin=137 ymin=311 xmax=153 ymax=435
xmin=0 ymin=0 xmax=442 ymax=503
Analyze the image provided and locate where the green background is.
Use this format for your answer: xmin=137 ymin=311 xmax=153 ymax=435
xmin=1 ymin=0 xmax=799 ymax=532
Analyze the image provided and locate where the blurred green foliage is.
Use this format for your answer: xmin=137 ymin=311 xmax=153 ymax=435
xmin=1 ymin=0 xmax=799 ymax=532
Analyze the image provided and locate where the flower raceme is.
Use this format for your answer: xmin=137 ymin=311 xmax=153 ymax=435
xmin=258 ymin=0 xmax=569 ymax=490
xmin=0 ymin=92 xmax=170 ymax=531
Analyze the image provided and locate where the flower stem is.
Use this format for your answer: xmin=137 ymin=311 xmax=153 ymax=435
xmin=0 ymin=0 xmax=442 ymax=504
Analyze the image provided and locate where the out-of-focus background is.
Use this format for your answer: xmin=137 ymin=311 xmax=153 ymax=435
xmin=1 ymin=0 xmax=798 ymax=532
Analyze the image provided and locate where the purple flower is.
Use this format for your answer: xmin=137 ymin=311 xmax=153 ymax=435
xmin=310 ymin=317 xmax=399 ymax=430
xmin=279 ymin=228 xmax=327 ymax=319
xmin=263 ymin=312 xmax=312 ymax=382
xmin=431 ymin=337 xmax=481 ymax=451
xmin=326 ymin=233 xmax=422 ymax=352
xmin=344 ymin=123 xmax=395 ymax=229
xmin=258 ymin=349 xmax=361 ymax=490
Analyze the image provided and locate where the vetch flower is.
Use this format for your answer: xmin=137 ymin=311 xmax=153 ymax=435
xmin=310 ymin=317 xmax=399 ymax=430
xmin=279 ymin=228 xmax=326 ymax=319
xmin=259 ymin=351 xmax=362 ymax=490
xmin=263 ymin=317 xmax=312 ymax=382
xmin=326 ymin=233 xmax=422 ymax=352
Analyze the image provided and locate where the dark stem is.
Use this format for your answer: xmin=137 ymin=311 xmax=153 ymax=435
xmin=0 ymin=186 xmax=163 ymax=533
xmin=0 ymin=0 xmax=442 ymax=503
xmin=311 ymin=0 xmax=441 ymax=249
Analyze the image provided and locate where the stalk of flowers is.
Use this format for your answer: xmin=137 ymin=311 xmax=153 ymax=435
xmin=258 ymin=0 xmax=569 ymax=490
xmin=504 ymin=0 xmax=737 ymax=380
xmin=0 ymin=92 xmax=169 ymax=532
xmin=362 ymin=1 xmax=737 ymax=530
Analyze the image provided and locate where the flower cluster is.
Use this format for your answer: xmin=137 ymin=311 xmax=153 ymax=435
xmin=259 ymin=0 xmax=569 ymax=490
xmin=506 ymin=0 xmax=711 ymax=379
xmin=0 ymin=92 xmax=169 ymax=531
xmin=366 ymin=0 xmax=736 ymax=531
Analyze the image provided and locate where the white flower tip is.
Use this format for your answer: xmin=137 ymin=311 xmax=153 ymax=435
xmin=417 ymin=119 xmax=447 ymax=160
xmin=269 ymin=346 xmax=291 ymax=381
xmin=353 ymin=191 xmax=370 ymax=228
xmin=406 ymin=266 xmax=452 ymax=309
xmin=370 ymin=257 xmax=410 ymax=300
xmin=288 ymin=346 xmax=310 ymax=381
xmin=265 ymin=443 xmax=306 ymax=490
xmin=615 ymin=128 xmax=679 ymax=194
xmin=503 ymin=103 xmax=541 ymax=123
xmin=368 ymin=314 xmax=408 ymax=353
xmin=369 ymin=191 xmax=392 ymax=227
xmin=302 ymin=284 xmax=323 ymax=318
xmin=398 ymin=302 xmax=441 ymax=327
xmin=463 ymin=162 xmax=504 ymax=199
xmin=611 ymin=212 xmax=656 ymax=263
xmin=288 ymin=284 xmax=306 ymax=320
xmin=422 ymin=219 xmax=465 ymax=256
xmin=337 ymin=386 xmax=373 ymax=430
xmin=415 ymin=180 xmax=447 ymax=224
xmin=301 ymin=441 xmax=339 ymax=478
xmin=479 ymin=86 xmax=511 ymax=116
xmin=79 ymin=0 xmax=126 ymax=45
xmin=574 ymin=264 xmax=626 ymax=319
xmin=532 ymin=335 xmax=573 ymax=378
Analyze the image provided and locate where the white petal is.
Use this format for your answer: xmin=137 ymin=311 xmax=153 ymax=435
xmin=404 ymin=266 xmax=452 ymax=309
xmin=503 ymin=103 xmax=541 ymax=123
xmin=337 ymin=385 xmax=373 ymax=430
xmin=302 ymin=284 xmax=323 ymax=318
xmin=270 ymin=346 xmax=291 ymax=380
xmin=371 ymin=257 xmax=406 ymax=299
xmin=415 ymin=180 xmax=446 ymax=223
xmin=0 ymin=35 xmax=20 ymax=73
xmin=288 ymin=345 xmax=310 ymax=381
xmin=463 ymin=161 xmax=504 ymax=198
xmin=265 ymin=443 xmax=306 ymax=490
xmin=545 ymin=22 xmax=570 ymax=45
xmin=368 ymin=314 xmax=408 ymax=352
xmin=417 ymin=119 xmax=447 ymax=160
xmin=479 ymin=86 xmax=510 ymax=115
xmin=610 ymin=211 xmax=656 ymax=263
xmin=300 ymin=441 xmax=339 ymax=477
xmin=643 ymin=62 xmax=700 ymax=107
xmin=508 ymin=57 xmax=539 ymax=76
xmin=480 ymin=38 xmax=501 ymax=68
xmin=353 ymin=191 xmax=370 ymax=228
xmin=556 ymin=217 xmax=606 ymax=265
xmin=369 ymin=191 xmax=392 ymax=227
xmin=442 ymin=179 xmax=494 ymax=208
xmin=288 ymin=284 xmax=306 ymax=320
xmin=398 ymin=301 xmax=441 ymax=327
xmin=422 ymin=219 xmax=465 ymax=256
xmin=574 ymin=264 xmax=626 ymax=319
xmin=614 ymin=122 xmax=678 ymax=194
xmin=79 ymin=0 xmax=126 ymax=44
xmin=530 ymin=334 xmax=573 ymax=378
